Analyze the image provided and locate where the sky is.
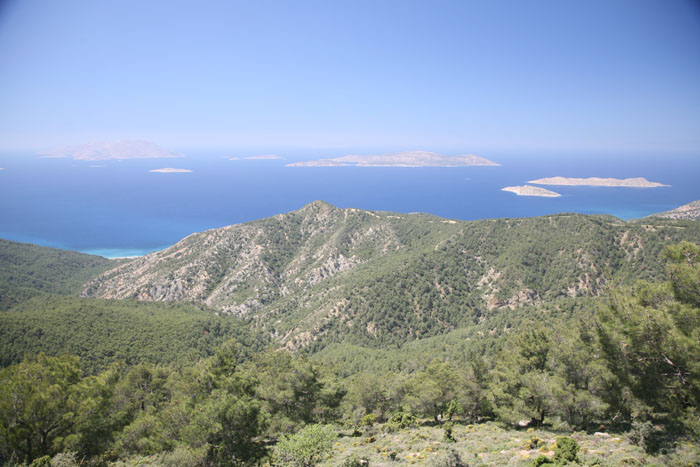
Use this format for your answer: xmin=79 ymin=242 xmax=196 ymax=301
xmin=0 ymin=0 xmax=699 ymax=153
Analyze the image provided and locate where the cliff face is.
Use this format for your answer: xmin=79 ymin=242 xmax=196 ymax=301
xmin=83 ymin=202 xmax=700 ymax=349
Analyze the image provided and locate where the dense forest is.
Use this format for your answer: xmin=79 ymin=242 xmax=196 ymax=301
xmin=0 ymin=208 xmax=699 ymax=466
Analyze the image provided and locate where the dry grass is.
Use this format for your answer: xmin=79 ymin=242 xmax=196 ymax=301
xmin=320 ymin=421 xmax=700 ymax=466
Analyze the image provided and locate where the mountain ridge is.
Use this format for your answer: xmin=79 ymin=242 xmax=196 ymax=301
xmin=82 ymin=201 xmax=700 ymax=350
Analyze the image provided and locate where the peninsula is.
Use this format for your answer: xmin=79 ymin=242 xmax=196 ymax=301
xmin=286 ymin=150 xmax=500 ymax=167
xmin=649 ymin=200 xmax=700 ymax=220
xmin=528 ymin=176 xmax=668 ymax=188
xmin=39 ymin=140 xmax=181 ymax=161
xmin=501 ymin=185 xmax=561 ymax=197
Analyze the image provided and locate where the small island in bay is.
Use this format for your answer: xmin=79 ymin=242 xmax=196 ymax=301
xmin=502 ymin=185 xmax=561 ymax=197
xmin=39 ymin=140 xmax=182 ymax=161
xmin=286 ymin=150 xmax=500 ymax=167
xmin=528 ymin=176 xmax=668 ymax=188
xmin=149 ymin=168 xmax=192 ymax=173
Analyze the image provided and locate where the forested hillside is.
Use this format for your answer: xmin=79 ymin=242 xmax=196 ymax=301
xmin=1 ymin=204 xmax=699 ymax=465
xmin=0 ymin=296 xmax=266 ymax=374
xmin=1 ymin=241 xmax=699 ymax=466
xmin=84 ymin=202 xmax=700 ymax=350
xmin=0 ymin=240 xmax=267 ymax=374
xmin=0 ymin=239 xmax=120 ymax=310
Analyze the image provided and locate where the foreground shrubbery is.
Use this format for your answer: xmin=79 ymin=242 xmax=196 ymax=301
xmin=1 ymin=243 xmax=699 ymax=465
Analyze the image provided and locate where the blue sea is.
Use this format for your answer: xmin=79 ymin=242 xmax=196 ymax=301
xmin=1 ymin=149 xmax=698 ymax=258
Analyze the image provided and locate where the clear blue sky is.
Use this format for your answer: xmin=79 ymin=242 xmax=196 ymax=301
xmin=0 ymin=0 xmax=699 ymax=153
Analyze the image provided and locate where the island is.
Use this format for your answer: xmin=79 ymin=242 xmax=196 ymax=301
xmin=245 ymin=154 xmax=282 ymax=160
xmin=38 ymin=140 xmax=182 ymax=161
xmin=148 ymin=168 xmax=192 ymax=173
xmin=286 ymin=150 xmax=500 ymax=167
xmin=501 ymin=185 xmax=561 ymax=197
xmin=527 ymin=176 xmax=668 ymax=188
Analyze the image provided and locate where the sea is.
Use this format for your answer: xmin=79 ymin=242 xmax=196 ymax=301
xmin=1 ymin=149 xmax=698 ymax=258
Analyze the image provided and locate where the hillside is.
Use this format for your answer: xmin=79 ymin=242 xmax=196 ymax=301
xmin=0 ymin=239 xmax=121 ymax=309
xmin=0 ymin=239 xmax=267 ymax=374
xmin=648 ymin=199 xmax=700 ymax=220
xmin=82 ymin=201 xmax=700 ymax=350
xmin=0 ymin=295 xmax=267 ymax=374
xmin=1 ymin=207 xmax=699 ymax=465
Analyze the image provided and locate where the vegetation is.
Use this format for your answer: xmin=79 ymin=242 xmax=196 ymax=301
xmin=0 ymin=295 xmax=267 ymax=374
xmin=0 ymin=239 xmax=119 ymax=310
xmin=0 ymin=206 xmax=698 ymax=465
xmin=81 ymin=203 xmax=700 ymax=351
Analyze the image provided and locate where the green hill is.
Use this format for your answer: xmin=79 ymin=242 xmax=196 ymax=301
xmin=82 ymin=202 xmax=700 ymax=350
xmin=1 ymin=205 xmax=699 ymax=465
xmin=0 ymin=295 xmax=267 ymax=374
xmin=0 ymin=238 xmax=120 ymax=309
xmin=0 ymin=239 xmax=267 ymax=374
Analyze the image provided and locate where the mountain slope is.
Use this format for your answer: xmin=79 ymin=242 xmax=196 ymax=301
xmin=0 ymin=239 xmax=121 ymax=309
xmin=0 ymin=295 xmax=266 ymax=374
xmin=83 ymin=202 xmax=700 ymax=349
xmin=649 ymin=199 xmax=700 ymax=220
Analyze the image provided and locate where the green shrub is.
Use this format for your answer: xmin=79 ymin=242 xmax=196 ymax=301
xmin=50 ymin=452 xmax=79 ymax=467
xmin=428 ymin=448 xmax=465 ymax=466
xmin=360 ymin=413 xmax=377 ymax=426
xmin=524 ymin=437 xmax=545 ymax=449
xmin=553 ymin=436 xmax=578 ymax=464
xmin=385 ymin=411 xmax=417 ymax=432
xmin=443 ymin=421 xmax=455 ymax=442
xmin=342 ymin=455 xmax=370 ymax=466
xmin=628 ymin=421 xmax=660 ymax=453
xmin=530 ymin=454 xmax=554 ymax=466
xmin=29 ymin=456 xmax=51 ymax=467
xmin=272 ymin=424 xmax=337 ymax=467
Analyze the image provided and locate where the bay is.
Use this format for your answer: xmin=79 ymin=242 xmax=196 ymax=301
xmin=1 ymin=149 xmax=698 ymax=257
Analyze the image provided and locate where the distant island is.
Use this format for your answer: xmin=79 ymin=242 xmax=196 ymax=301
xmin=39 ymin=140 xmax=181 ymax=161
xmin=501 ymin=185 xmax=561 ymax=197
xmin=149 ymin=168 xmax=192 ymax=173
xmin=528 ymin=176 xmax=668 ymax=188
xmin=649 ymin=200 xmax=700 ymax=220
xmin=286 ymin=150 xmax=500 ymax=167
xmin=245 ymin=154 xmax=282 ymax=160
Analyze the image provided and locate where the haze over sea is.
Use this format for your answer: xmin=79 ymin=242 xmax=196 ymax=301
xmin=1 ymin=150 xmax=698 ymax=258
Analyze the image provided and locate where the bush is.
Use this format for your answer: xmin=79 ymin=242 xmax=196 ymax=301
xmin=628 ymin=420 xmax=661 ymax=453
xmin=385 ymin=411 xmax=417 ymax=432
xmin=524 ymin=437 xmax=545 ymax=450
xmin=360 ymin=413 xmax=377 ymax=426
xmin=341 ymin=455 xmax=370 ymax=466
xmin=29 ymin=456 xmax=51 ymax=467
xmin=428 ymin=448 xmax=465 ymax=466
xmin=553 ymin=436 xmax=579 ymax=464
xmin=530 ymin=454 xmax=554 ymax=466
xmin=50 ymin=452 xmax=79 ymax=467
xmin=443 ymin=422 xmax=455 ymax=442
xmin=272 ymin=424 xmax=337 ymax=467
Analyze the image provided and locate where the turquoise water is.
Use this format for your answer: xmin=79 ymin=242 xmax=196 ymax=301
xmin=1 ymin=150 xmax=698 ymax=257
